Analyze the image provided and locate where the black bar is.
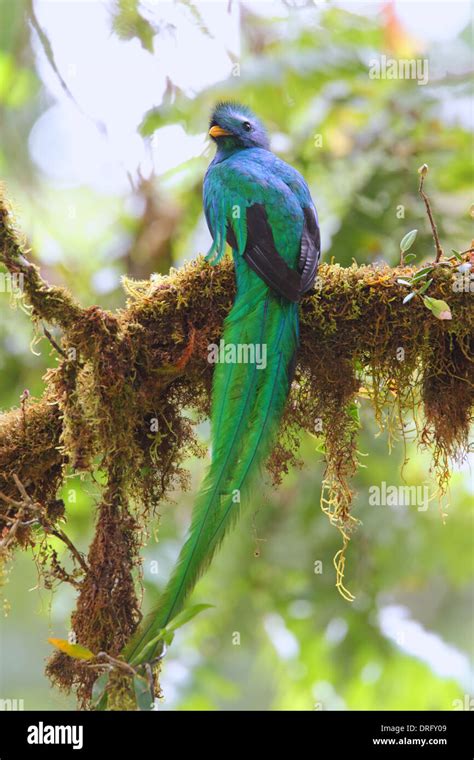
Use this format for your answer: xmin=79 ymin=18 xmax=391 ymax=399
xmin=0 ymin=709 xmax=471 ymax=757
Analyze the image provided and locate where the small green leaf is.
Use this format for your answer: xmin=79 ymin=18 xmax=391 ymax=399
xmin=423 ymin=296 xmax=452 ymax=320
xmin=129 ymin=605 xmax=213 ymax=666
xmin=346 ymin=400 xmax=361 ymax=429
xmin=130 ymin=631 xmax=165 ymax=666
xmin=48 ymin=638 xmax=95 ymax=661
xmin=133 ymin=674 xmax=154 ymax=711
xmin=166 ymin=604 xmax=214 ymax=634
xmin=91 ymin=672 xmax=110 ymax=707
xmin=404 ymin=253 xmax=417 ymax=263
xmin=417 ymin=278 xmax=433 ymax=295
xmin=400 ymin=229 xmax=418 ymax=253
xmin=403 ymin=292 xmax=415 ymax=304
xmin=451 ymin=249 xmax=463 ymax=261
xmin=410 ymin=266 xmax=435 ymax=282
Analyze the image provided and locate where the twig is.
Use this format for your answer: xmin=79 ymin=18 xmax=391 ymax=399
xmin=43 ymin=325 xmax=67 ymax=358
xmin=50 ymin=529 xmax=89 ymax=575
xmin=96 ymin=652 xmax=138 ymax=677
xmin=0 ymin=491 xmax=21 ymax=507
xmin=418 ymin=164 xmax=444 ymax=263
xmin=0 ymin=507 xmax=24 ymax=551
xmin=13 ymin=473 xmax=31 ymax=503
xmin=2 ymin=476 xmax=89 ymax=574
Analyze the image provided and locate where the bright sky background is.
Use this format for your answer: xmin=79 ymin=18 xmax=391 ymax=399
xmin=29 ymin=0 xmax=472 ymax=192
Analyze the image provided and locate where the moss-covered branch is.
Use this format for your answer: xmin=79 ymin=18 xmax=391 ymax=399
xmin=0 ymin=189 xmax=83 ymax=329
xmin=1 ymin=186 xmax=473 ymax=708
xmin=1 ymin=253 xmax=471 ymax=498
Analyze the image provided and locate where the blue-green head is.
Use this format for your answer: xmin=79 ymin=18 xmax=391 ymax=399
xmin=208 ymin=101 xmax=270 ymax=151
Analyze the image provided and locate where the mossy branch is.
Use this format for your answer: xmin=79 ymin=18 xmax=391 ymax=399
xmin=1 ymin=186 xmax=473 ymax=709
xmin=0 ymin=189 xmax=82 ymax=329
xmin=1 ymin=255 xmax=471 ymax=499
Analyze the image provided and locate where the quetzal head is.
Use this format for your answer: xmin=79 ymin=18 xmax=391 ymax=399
xmin=208 ymin=101 xmax=270 ymax=150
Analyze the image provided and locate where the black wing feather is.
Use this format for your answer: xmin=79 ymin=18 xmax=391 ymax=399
xmin=299 ymin=206 xmax=320 ymax=294
xmin=226 ymin=204 xmax=320 ymax=302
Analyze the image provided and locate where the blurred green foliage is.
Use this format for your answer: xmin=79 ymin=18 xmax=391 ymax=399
xmin=0 ymin=0 xmax=472 ymax=710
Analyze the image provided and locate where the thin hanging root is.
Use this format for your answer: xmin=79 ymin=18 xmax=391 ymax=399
xmin=334 ymin=543 xmax=356 ymax=603
xmin=320 ymin=480 xmax=360 ymax=601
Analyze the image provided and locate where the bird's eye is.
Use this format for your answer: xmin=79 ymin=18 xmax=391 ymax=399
xmin=242 ymin=121 xmax=252 ymax=132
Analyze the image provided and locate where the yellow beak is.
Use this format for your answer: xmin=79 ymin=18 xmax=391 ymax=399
xmin=209 ymin=125 xmax=232 ymax=138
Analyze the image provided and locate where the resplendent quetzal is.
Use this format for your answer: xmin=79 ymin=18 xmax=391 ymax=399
xmin=125 ymin=102 xmax=320 ymax=666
